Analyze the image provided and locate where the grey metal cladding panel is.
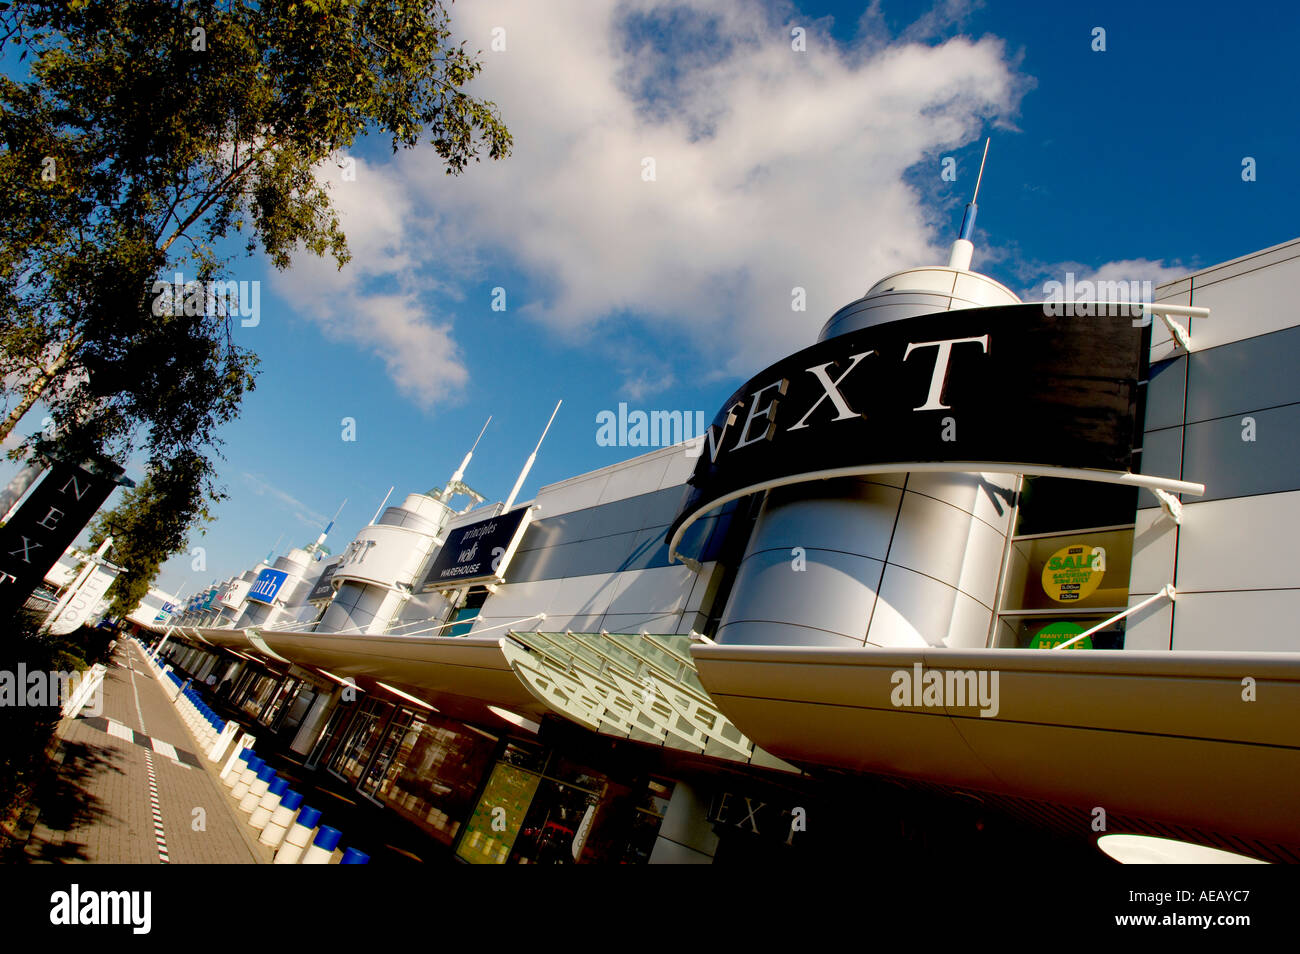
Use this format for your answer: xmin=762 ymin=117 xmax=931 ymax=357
xmin=509 ymin=504 xmax=734 ymax=583
xmin=518 ymin=485 xmax=685 ymax=555
xmin=1136 ymin=426 xmax=1184 ymax=510
xmin=620 ymin=526 xmax=675 ymax=572
xmin=514 ymin=510 xmax=587 ymax=553
xmin=1144 ymin=355 xmax=1186 ymax=432
xmin=1185 ymin=325 xmax=1300 ymax=425
xmin=378 ymin=506 xmax=439 ymax=534
xmin=1183 ymin=403 xmax=1300 ymax=501
xmin=583 ymin=485 xmax=684 ymax=540
xmin=510 ymin=529 xmax=650 ymax=582
xmin=502 ymin=544 xmax=547 ymax=583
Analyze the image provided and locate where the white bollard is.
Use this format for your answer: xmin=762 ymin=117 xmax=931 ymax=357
xmin=300 ymin=825 xmax=343 ymax=864
xmin=61 ymin=665 xmax=107 ymax=719
xmin=230 ymin=756 xmax=264 ymax=800
xmin=208 ymin=721 xmax=240 ymax=762
xmin=273 ymin=806 xmax=322 ymax=865
xmin=239 ymin=764 xmax=277 ymax=813
xmin=221 ymin=737 xmax=257 ymax=780
xmin=249 ymin=777 xmax=290 ymax=830
xmin=258 ymin=790 xmax=304 ymax=848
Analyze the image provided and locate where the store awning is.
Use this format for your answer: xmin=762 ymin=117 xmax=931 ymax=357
xmin=187 ymin=625 xmax=546 ymax=727
xmin=502 ymin=631 xmax=752 ymax=758
xmin=689 ymin=644 xmax=1300 ymax=846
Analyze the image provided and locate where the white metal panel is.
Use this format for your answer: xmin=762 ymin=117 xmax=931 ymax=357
xmin=605 ymin=565 xmax=696 ymax=617
xmin=1122 ymin=592 xmax=1174 ymax=650
xmin=1190 ymin=253 xmax=1300 ymax=351
xmin=1171 ymin=589 xmax=1300 ymax=653
xmin=596 ymin=451 xmax=673 ymax=505
xmin=546 ymin=572 xmax=622 ymax=616
xmin=1128 ymin=507 xmax=1177 ymax=596
xmin=867 ymin=563 xmax=958 ymax=648
xmin=1175 ymin=492 xmax=1300 ymax=592
xmin=745 ymin=481 xmax=901 ymax=559
xmin=533 ymin=472 xmax=610 ymax=521
xmin=331 ymin=523 xmax=437 ymax=590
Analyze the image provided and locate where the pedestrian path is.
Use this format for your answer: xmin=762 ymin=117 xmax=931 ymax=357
xmin=76 ymin=716 xmax=203 ymax=769
xmin=21 ymin=640 xmax=271 ymax=864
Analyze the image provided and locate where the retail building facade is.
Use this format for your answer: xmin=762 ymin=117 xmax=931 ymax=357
xmin=152 ymin=237 xmax=1300 ymax=864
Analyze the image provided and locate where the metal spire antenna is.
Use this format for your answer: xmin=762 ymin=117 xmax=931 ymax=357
xmin=504 ymin=400 xmax=561 ymax=512
xmin=368 ymin=485 xmax=395 ymax=526
xmin=970 ymin=136 xmax=990 ymax=208
xmin=308 ymin=498 xmax=348 ymax=556
xmin=437 ymin=415 xmax=493 ymax=510
xmin=445 ymin=415 xmax=492 ymax=492
xmin=949 ymin=136 xmax=990 ymax=270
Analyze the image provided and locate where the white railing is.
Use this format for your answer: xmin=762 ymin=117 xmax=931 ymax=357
xmin=1052 ymin=584 xmax=1176 ymax=650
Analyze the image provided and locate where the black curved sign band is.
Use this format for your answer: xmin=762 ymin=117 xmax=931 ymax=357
xmin=667 ymin=302 xmax=1151 ymax=546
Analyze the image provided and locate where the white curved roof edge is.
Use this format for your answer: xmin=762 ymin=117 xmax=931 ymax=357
xmin=190 ymin=626 xmax=543 ymax=717
xmin=689 ymin=643 xmax=1300 ymax=847
xmin=690 ymin=644 xmax=1300 ymax=678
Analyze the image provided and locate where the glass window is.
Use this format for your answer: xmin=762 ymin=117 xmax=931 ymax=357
xmin=369 ymin=715 xmax=499 ymax=846
xmin=330 ymin=698 xmax=391 ymax=784
xmin=1014 ymin=477 xmax=1137 ymax=537
xmin=307 ymin=701 xmax=355 ymax=769
xmin=620 ymin=779 xmax=675 ymax=864
xmin=446 ymin=606 xmax=481 ymax=638
xmin=498 ymin=740 xmax=546 ymax=773
xmin=277 ymin=687 xmax=318 ymax=735
xmin=358 ymin=708 xmax=416 ymax=800
xmin=457 ymin=762 xmax=543 ymax=864
xmin=996 ymin=613 xmax=1126 ymax=651
xmin=455 ymin=754 xmax=675 ymax=865
xmin=1000 ymin=528 xmax=1134 ymax=613
xmin=240 ymin=675 xmax=278 ymax=717
xmin=994 ymin=476 xmax=1138 ymax=650
xmin=260 ymin=678 xmax=298 ymax=727
xmin=508 ymin=777 xmax=605 ymax=864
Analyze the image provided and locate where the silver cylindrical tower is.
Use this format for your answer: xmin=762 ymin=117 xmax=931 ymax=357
xmin=715 ymin=257 xmax=1023 ymax=649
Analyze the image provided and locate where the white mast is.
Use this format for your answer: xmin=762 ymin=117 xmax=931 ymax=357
xmin=445 ymin=416 xmax=492 ymax=495
xmin=948 ymin=136 xmax=990 ymax=271
xmin=368 ymin=485 xmax=395 ymax=526
xmin=504 ymin=401 xmax=561 ymax=512
xmin=308 ymin=498 xmax=348 ymax=555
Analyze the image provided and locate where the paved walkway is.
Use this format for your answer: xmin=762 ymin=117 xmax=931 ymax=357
xmin=21 ymin=640 xmax=273 ymax=864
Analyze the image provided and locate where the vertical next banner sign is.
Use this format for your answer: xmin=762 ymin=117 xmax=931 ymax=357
xmin=0 ymin=457 xmax=125 ymax=621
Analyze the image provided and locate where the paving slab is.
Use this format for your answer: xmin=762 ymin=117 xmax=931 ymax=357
xmin=22 ymin=640 xmax=271 ymax=864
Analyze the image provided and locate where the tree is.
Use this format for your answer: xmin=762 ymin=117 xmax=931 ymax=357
xmin=86 ymin=457 xmax=210 ymax=617
xmin=0 ymin=0 xmax=512 ymax=561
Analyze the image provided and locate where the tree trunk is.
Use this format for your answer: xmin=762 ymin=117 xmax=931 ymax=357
xmin=0 ymin=335 xmax=80 ymax=446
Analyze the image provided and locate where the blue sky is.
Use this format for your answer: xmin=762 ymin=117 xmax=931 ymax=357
xmin=3 ymin=0 xmax=1297 ymax=602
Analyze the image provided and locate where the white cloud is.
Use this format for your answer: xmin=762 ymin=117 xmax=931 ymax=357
xmin=271 ymin=155 xmax=471 ymax=409
xmin=1082 ymin=258 xmax=1187 ymax=292
xmin=401 ymin=0 xmax=1024 ymax=379
xmin=1016 ymin=257 xmax=1189 ymax=301
xmin=274 ymin=0 xmax=1027 ymax=405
